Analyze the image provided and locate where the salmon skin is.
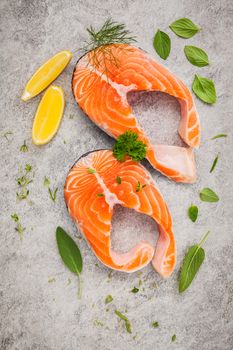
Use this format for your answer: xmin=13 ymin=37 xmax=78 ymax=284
xmin=64 ymin=150 xmax=176 ymax=277
xmin=72 ymin=44 xmax=200 ymax=184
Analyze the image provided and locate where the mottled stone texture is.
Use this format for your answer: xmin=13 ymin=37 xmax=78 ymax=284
xmin=0 ymin=0 xmax=233 ymax=349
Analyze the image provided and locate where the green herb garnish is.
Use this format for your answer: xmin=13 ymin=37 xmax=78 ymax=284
xmin=48 ymin=187 xmax=58 ymax=203
xmin=199 ymin=188 xmax=219 ymax=202
xmin=56 ymin=226 xmax=83 ymax=298
xmin=16 ymin=165 xmax=33 ymax=201
xmin=153 ymin=29 xmax=171 ymax=60
xmin=192 ymin=75 xmax=217 ymax=104
xmin=93 ymin=320 xmax=104 ymax=327
xmin=210 ymin=155 xmax=219 ymax=173
xmin=116 ymin=176 xmax=122 ymax=184
xmin=69 ymin=114 xmax=75 ymax=119
xmin=97 ymin=193 xmax=104 ymax=197
xmin=188 ymin=205 xmax=198 ymax=222
xmin=48 ymin=277 xmax=56 ymax=283
xmin=151 ymin=321 xmax=159 ymax=328
xmin=131 ymin=287 xmax=139 ymax=293
xmin=20 ymin=140 xmax=28 ymax=152
xmin=105 ymin=295 xmax=113 ymax=304
xmin=87 ymin=168 xmax=96 ymax=174
xmin=44 ymin=176 xmax=50 ymax=187
xmin=25 ymin=164 xmax=32 ymax=172
xmin=179 ymin=231 xmax=210 ymax=293
xmin=2 ymin=131 xmax=13 ymax=140
xmin=211 ymin=134 xmax=227 ymax=140
xmin=115 ymin=310 xmax=132 ymax=334
xmin=135 ymin=181 xmax=146 ymax=192
xmin=184 ymin=45 xmax=209 ymax=67
xmin=113 ymin=131 xmax=147 ymax=162
xmin=171 ymin=334 xmax=176 ymax=342
xmin=11 ymin=213 xmax=25 ymax=240
xmin=170 ymin=18 xmax=200 ymax=38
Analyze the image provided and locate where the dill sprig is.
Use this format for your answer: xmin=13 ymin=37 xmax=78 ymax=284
xmin=81 ymin=19 xmax=136 ymax=76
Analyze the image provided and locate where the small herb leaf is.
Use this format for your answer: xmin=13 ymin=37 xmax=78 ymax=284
xmin=170 ymin=18 xmax=200 ymax=38
xmin=211 ymin=134 xmax=227 ymax=140
xmin=20 ymin=140 xmax=28 ymax=152
xmin=131 ymin=287 xmax=139 ymax=293
xmin=97 ymin=193 xmax=104 ymax=197
xmin=48 ymin=187 xmax=58 ymax=203
xmin=188 ymin=205 xmax=198 ymax=222
xmin=105 ymin=295 xmax=113 ymax=304
xmin=172 ymin=334 xmax=176 ymax=342
xmin=152 ymin=321 xmax=159 ymax=328
xmin=210 ymin=155 xmax=219 ymax=173
xmin=179 ymin=231 xmax=210 ymax=293
xmin=87 ymin=168 xmax=96 ymax=174
xmin=192 ymin=75 xmax=217 ymax=104
xmin=44 ymin=176 xmax=50 ymax=187
xmin=200 ymin=188 xmax=219 ymax=202
xmin=116 ymin=176 xmax=122 ymax=184
xmin=115 ymin=310 xmax=132 ymax=333
xmin=153 ymin=30 xmax=171 ymax=60
xmin=184 ymin=46 xmax=209 ymax=67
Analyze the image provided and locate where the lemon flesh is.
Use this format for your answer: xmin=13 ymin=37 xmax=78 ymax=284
xmin=32 ymin=85 xmax=64 ymax=145
xmin=22 ymin=50 xmax=72 ymax=101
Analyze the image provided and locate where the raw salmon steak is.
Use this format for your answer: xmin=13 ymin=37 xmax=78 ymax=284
xmin=64 ymin=150 xmax=176 ymax=277
xmin=72 ymin=44 xmax=200 ymax=183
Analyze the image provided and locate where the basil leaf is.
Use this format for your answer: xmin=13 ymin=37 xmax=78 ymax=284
xmin=169 ymin=18 xmax=200 ymax=38
xmin=179 ymin=231 xmax=210 ymax=293
xmin=188 ymin=205 xmax=198 ymax=222
xmin=184 ymin=46 xmax=209 ymax=67
xmin=211 ymin=134 xmax=227 ymax=140
xmin=56 ymin=226 xmax=83 ymax=274
xmin=153 ymin=30 xmax=171 ymax=60
xmin=210 ymin=155 xmax=219 ymax=173
xmin=199 ymin=188 xmax=219 ymax=202
xmin=192 ymin=75 xmax=217 ymax=104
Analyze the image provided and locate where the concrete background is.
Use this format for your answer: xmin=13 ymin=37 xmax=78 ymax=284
xmin=0 ymin=0 xmax=233 ymax=349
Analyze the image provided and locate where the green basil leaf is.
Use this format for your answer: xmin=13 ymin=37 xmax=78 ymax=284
xmin=184 ymin=46 xmax=209 ymax=67
xmin=188 ymin=205 xmax=198 ymax=222
xmin=200 ymin=187 xmax=219 ymax=202
xmin=210 ymin=155 xmax=219 ymax=173
xmin=211 ymin=134 xmax=227 ymax=140
xmin=153 ymin=30 xmax=171 ymax=60
xmin=169 ymin=18 xmax=200 ymax=38
xmin=192 ymin=75 xmax=217 ymax=104
xmin=56 ymin=226 xmax=83 ymax=274
xmin=179 ymin=231 xmax=210 ymax=293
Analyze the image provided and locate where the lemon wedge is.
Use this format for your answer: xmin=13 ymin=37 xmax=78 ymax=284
xmin=22 ymin=50 xmax=72 ymax=101
xmin=32 ymin=85 xmax=65 ymax=145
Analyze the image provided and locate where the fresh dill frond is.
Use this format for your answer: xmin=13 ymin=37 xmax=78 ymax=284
xmin=11 ymin=213 xmax=25 ymax=240
xmin=81 ymin=19 xmax=136 ymax=76
xmin=48 ymin=187 xmax=58 ymax=203
xmin=113 ymin=131 xmax=147 ymax=162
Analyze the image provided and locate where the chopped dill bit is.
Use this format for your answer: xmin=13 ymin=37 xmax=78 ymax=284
xmin=137 ymin=271 xmax=143 ymax=277
xmin=69 ymin=114 xmax=75 ymax=119
xmin=133 ymin=333 xmax=139 ymax=340
xmin=113 ymin=131 xmax=147 ymax=162
xmin=211 ymin=133 xmax=227 ymax=140
xmin=48 ymin=187 xmax=58 ymax=203
xmin=116 ymin=176 xmax=122 ymax=184
xmin=20 ymin=140 xmax=28 ymax=152
xmin=210 ymin=154 xmax=219 ymax=173
xmin=48 ymin=277 xmax=56 ymax=283
xmin=171 ymin=334 xmax=176 ymax=342
xmin=11 ymin=213 xmax=19 ymax=222
xmin=44 ymin=176 xmax=50 ymax=187
xmin=138 ymin=279 xmax=142 ymax=286
xmin=67 ymin=278 xmax=72 ymax=285
xmin=115 ymin=310 xmax=132 ymax=334
xmin=142 ymin=184 xmax=147 ymax=189
xmin=16 ymin=188 xmax=29 ymax=201
xmin=93 ymin=319 xmax=104 ymax=327
xmin=2 ymin=131 xmax=13 ymax=140
xmin=25 ymin=164 xmax=32 ymax=172
xmin=131 ymin=287 xmax=139 ymax=293
xmin=136 ymin=181 xmax=141 ymax=192
xmin=108 ymin=270 xmax=113 ymax=279
xmin=97 ymin=193 xmax=104 ymax=197
xmin=63 ymin=139 xmax=67 ymax=144
xmin=11 ymin=214 xmax=25 ymax=240
xmin=87 ymin=168 xmax=96 ymax=174
xmin=152 ymin=321 xmax=159 ymax=328
xmin=152 ymin=282 xmax=157 ymax=289
xmin=105 ymin=295 xmax=113 ymax=304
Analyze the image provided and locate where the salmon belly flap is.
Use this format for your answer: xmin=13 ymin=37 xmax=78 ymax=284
xmin=64 ymin=150 xmax=176 ymax=277
xmin=72 ymin=44 xmax=201 ymax=184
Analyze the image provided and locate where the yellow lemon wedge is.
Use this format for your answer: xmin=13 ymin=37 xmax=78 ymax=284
xmin=32 ymin=85 xmax=65 ymax=145
xmin=22 ymin=50 xmax=72 ymax=101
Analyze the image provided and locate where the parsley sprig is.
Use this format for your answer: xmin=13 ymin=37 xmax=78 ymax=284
xmin=113 ymin=131 xmax=147 ymax=162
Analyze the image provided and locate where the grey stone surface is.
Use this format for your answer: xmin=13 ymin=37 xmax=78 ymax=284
xmin=0 ymin=0 xmax=233 ymax=349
